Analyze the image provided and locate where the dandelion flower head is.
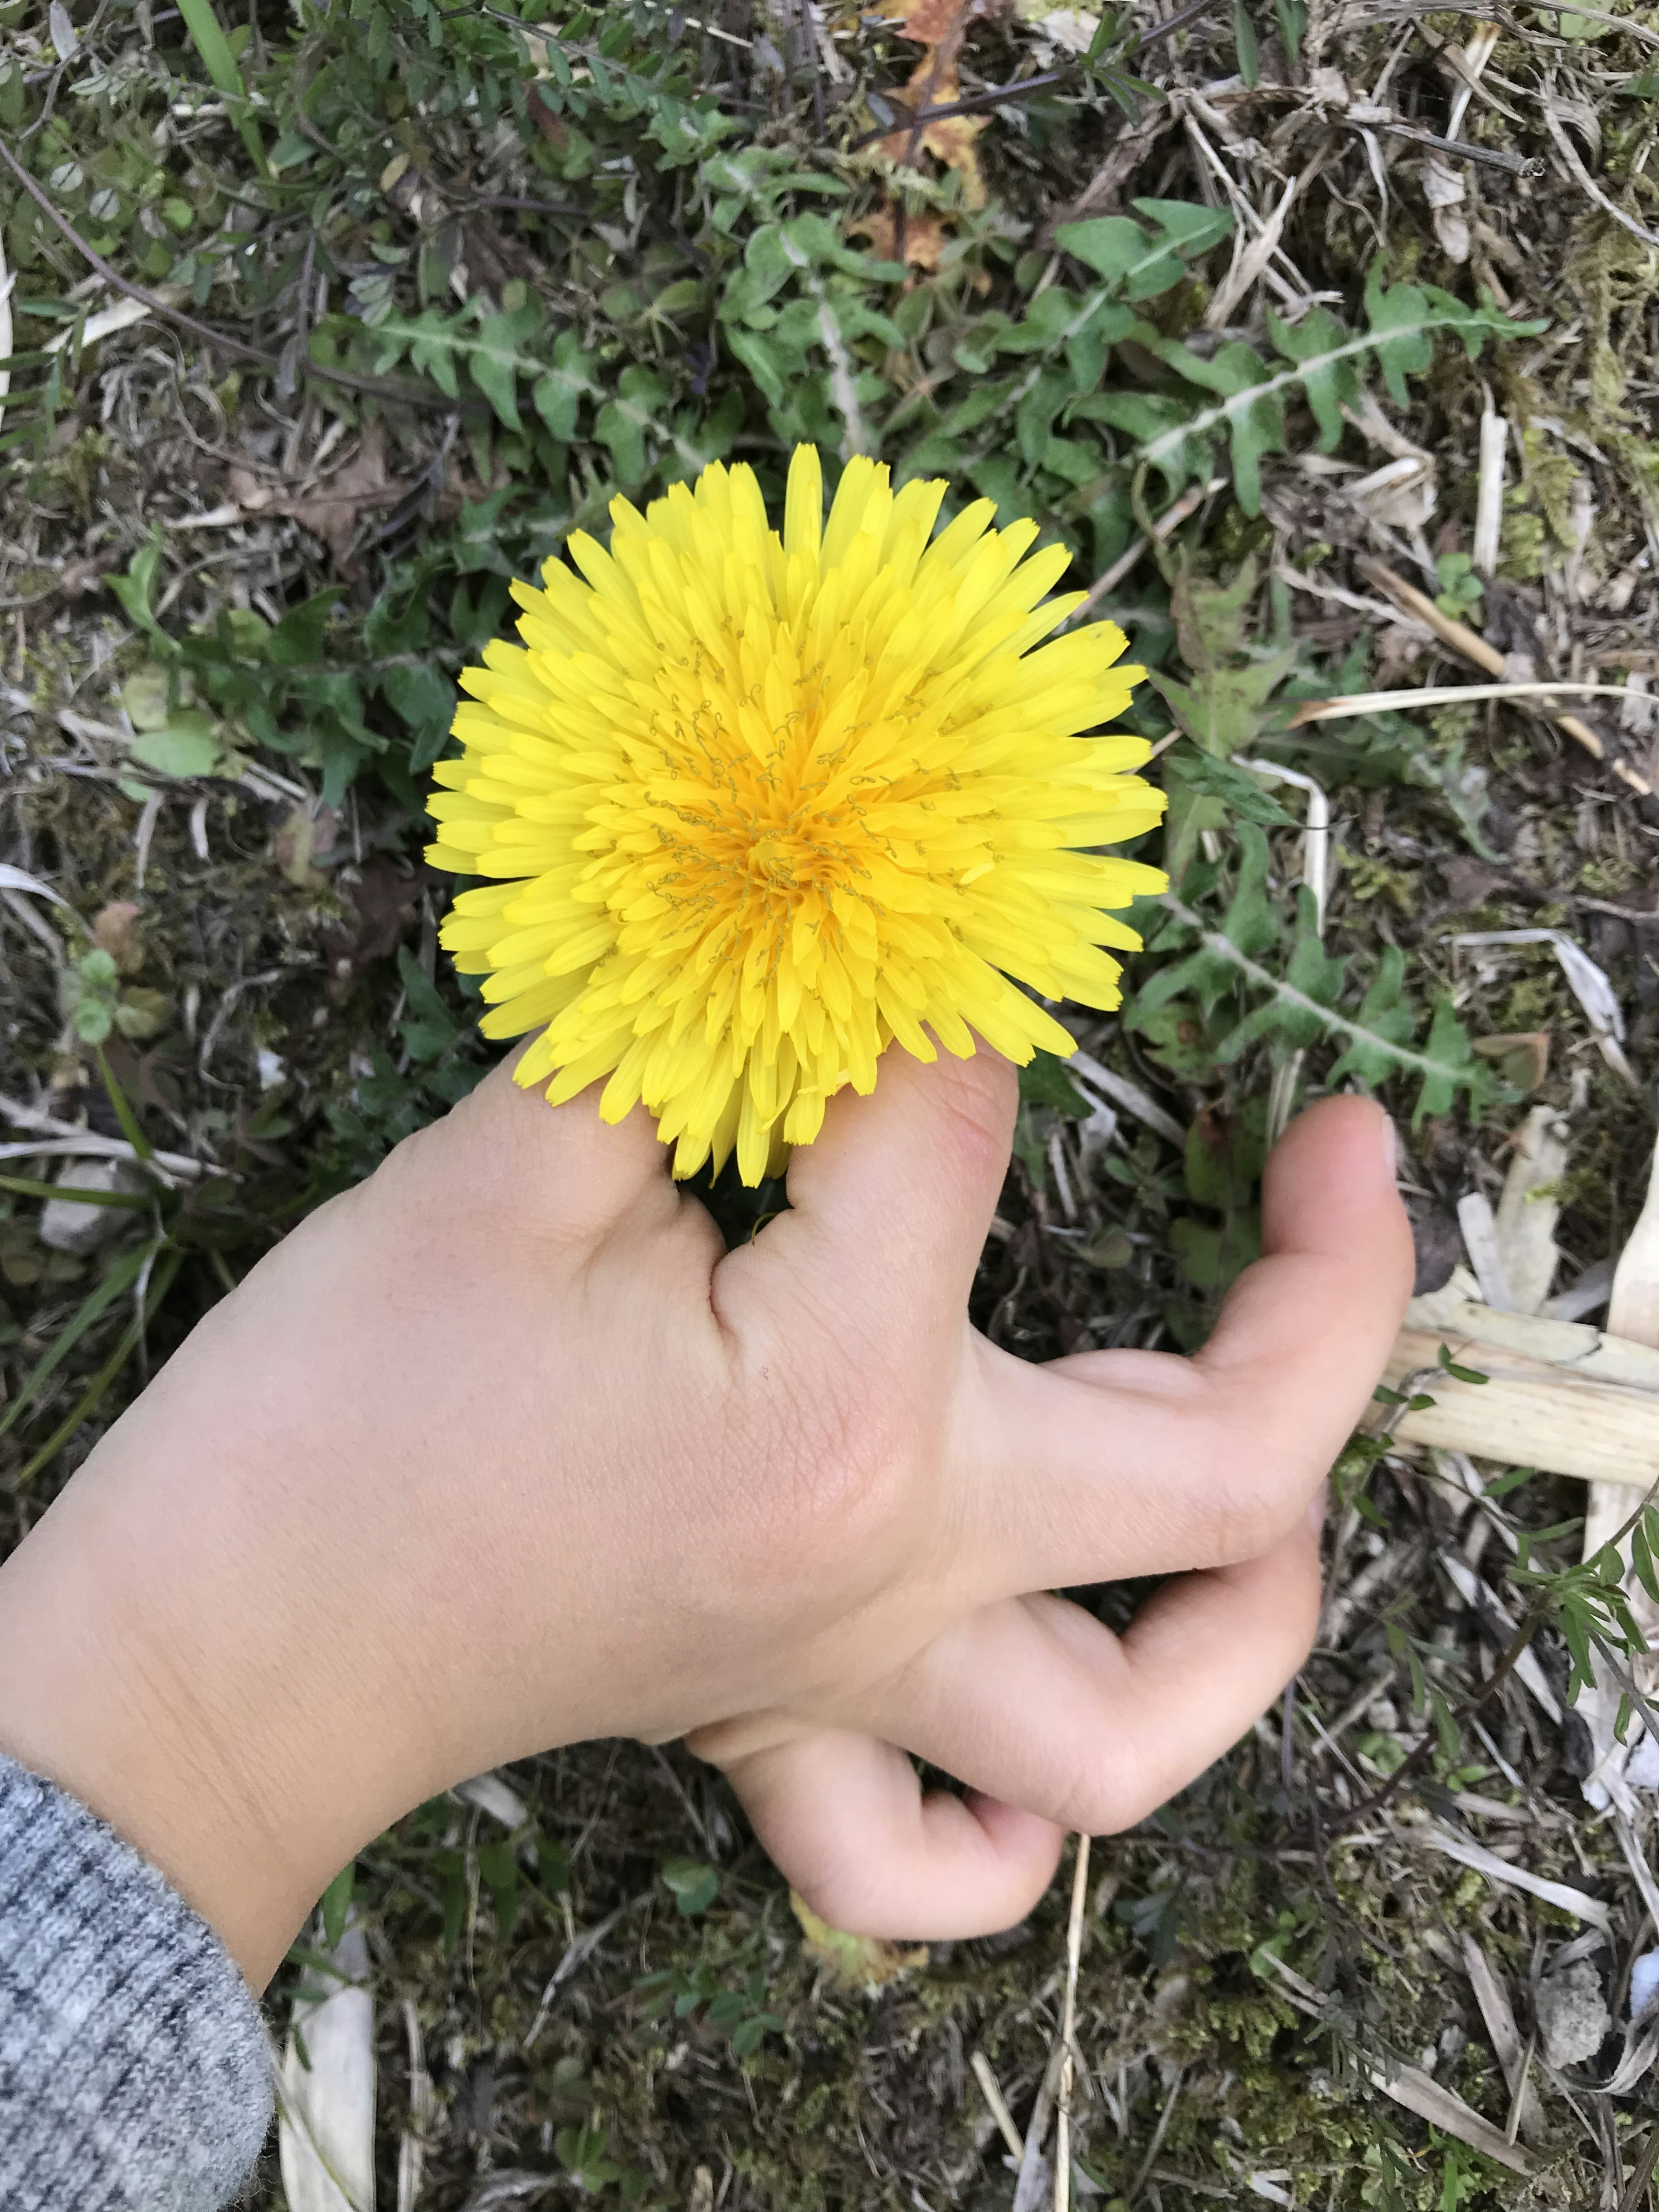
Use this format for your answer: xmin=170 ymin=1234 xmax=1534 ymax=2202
xmin=426 ymin=445 xmax=1166 ymax=1185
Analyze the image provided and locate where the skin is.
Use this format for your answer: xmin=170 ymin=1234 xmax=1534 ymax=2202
xmin=0 ymin=1043 xmax=1414 ymax=1988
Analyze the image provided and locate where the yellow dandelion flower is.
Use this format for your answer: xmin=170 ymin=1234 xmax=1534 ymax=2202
xmin=426 ymin=445 xmax=1166 ymax=1186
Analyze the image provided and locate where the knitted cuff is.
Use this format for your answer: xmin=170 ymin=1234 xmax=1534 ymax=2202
xmin=0 ymin=1754 xmax=273 ymax=2211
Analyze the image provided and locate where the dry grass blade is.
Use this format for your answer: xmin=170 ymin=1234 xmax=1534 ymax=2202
xmin=1616 ymin=2126 xmax=1659 ymax=2212
xmin=1578 ymin=1137 xmax=1659 ymax=1807
xmin=0 ymin=223 xmax=11 ymax=446
xmin=1127 ymin=2066 xmax=1184 ymax=2205
xmin=1289 ymin=680 xmax=1656 ymax=723
xmin=1473 ymin=401 xmax=1506 ymax=576
xmin=1421 ymin=1825 xmax=1612 ymax=1931
xmin=1067 ymin=1052 xmax=1184 ymax=1144
xmin=969 ymin=2050 xmax=1024 ymax=2163
xmin=1053 ymin=1834 xmax=1090 ymax=2212
xmin=1542 ymin=79 xmax=1659 ymax=251
xmin=1367 ymin=2063 xmax=1530 ymax=2176
xmin=278 ymin=1918 xmax=378 ymax=2212
xmin=1460 ymin=1934 xmax=1547 ymax=2145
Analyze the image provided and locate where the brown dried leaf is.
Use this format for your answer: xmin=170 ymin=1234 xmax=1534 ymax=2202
xmin=272 ymin=805 xmax=341 ymax=893
xmin=92 ymin=900 xmax=143 ymax=974
xmin=849 ymin=207 xmax=950 ymax=270
xmin=229 ymin=422 xmax=410 ymax=576
xmin=874 ymin=0 xmax=996 ymax=210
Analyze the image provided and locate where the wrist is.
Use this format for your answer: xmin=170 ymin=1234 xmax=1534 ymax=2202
xmin=0 ymin=1430 xmax=388 ymax=1988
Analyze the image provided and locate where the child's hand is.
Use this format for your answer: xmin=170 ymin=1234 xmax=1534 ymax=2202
xmin=0 ymin=1047 xmax=1411 ymax=1984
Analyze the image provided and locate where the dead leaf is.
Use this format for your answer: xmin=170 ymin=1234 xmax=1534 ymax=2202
xmin=848 ymin=207 xmax=949 ymax=270
xmin=92 ymin=900 xmax=143 ymax=974
xmin=58 ymin=556 xmax=109 ymax=601
xmin=1422 ymin=156 xmax=1471 ymax=264
xmin=874 ymin=0 xmax=997 ymax=210
xmin=323 ymin=853 xmax=428 ymax=1002
xmin=229 ymin=423 xmax=410 ymax=576
xmin=1474 ymin=1030 xmax=1551 ymax=1094
xmin=791 ymin=1893 xmax=928 ymax=1990
xmin=273 ymin=804 xmax=341 ymax=893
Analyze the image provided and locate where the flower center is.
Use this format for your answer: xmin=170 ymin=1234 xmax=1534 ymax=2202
xmin=746 ymin=830 xmax=807 ymax=887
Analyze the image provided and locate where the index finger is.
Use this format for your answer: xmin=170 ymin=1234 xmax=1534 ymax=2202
xmin=958 ymin=1094 xmax=1414 ymax=1590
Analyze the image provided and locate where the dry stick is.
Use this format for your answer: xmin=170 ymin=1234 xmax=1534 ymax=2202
xmin=1341 ymin=115 xmax=1542 ymax=178
xmin=970 ymin=2051 xmax=1025 ymax=2164
xmin=1126 ymin=2066 xmax=1184 ymax=2206
xmin=1617 ymin=2125 xmax=1659 ymax=2212
xmin=0 ymin=218 xmax=13 ymax=443
xmin=1053 ymin=1836 xmax=1091 ymax=2212
xmin=0 ymin=138 xmax=451 ymax=410
xmin=1356 ymin=556 xmax=1653 ymax=795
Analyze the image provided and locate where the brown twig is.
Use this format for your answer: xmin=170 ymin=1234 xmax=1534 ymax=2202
xmin=1352 ymin=117 xmax=1543 ymax=180
xmin=1356 ymin=556 xmax=1653 ymax=797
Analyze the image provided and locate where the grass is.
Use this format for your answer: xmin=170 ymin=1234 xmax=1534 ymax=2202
xmin=6 ymin=0 xmax=1659 ymax=2204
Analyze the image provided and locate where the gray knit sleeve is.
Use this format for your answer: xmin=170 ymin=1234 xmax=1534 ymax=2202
xmin=0 ymin=1754 xmax=273 ymax=2211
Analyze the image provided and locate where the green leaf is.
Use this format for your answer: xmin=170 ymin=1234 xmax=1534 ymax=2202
xmin=470 ymin=311 xmax=530 ymax=431
xmin=1055 ymin=203 xmax=1233 ymax=302
xmin=1232 ymin=0 xmax=1260 ymax=86
xmin=1019 ymin=1048 xmax=1090 ymax=1117
xmin=1638 ymin=1514 xmax=1659 ymax=1604
xmin=1131 ymin=200 xmax=1237 ymax=257
xmin=477 ymin=1841 xmax=520 ymax=1938
xmin=321 ymin=1860 xmax=355 ymax=1949
xmin=396 ymin=945 xmax=461 ymax=1062
xmin=731 ymin=2012 xmax=782 ymax=2056
xmin=0 ymin=1242 xmax=155 ymax=1441
xmin=1162 ymin=745 xmax=1295 ymax=824
xmin=108 ymin=531 xmax=167 ymax=643
xmin=661 ymin=1857 xmax=719 ymax=1917
xmin=175 ymin=0 xmax=265 ymax=170
xmin=129 ymin=714 xmax=223 ymax=780
xmin=1437 ymin=1343 xmax=1489 ymax=1386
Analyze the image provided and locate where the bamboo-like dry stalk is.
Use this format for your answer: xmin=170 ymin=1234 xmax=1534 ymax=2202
xmin=1377 ymin=1271 xmax=1659 ymax=1489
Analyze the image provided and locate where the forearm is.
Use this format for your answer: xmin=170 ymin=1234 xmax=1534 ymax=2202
xmin=0 ymin=1424 xmax=369 ymax=1989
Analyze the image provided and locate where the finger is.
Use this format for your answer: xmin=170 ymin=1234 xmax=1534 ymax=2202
xmin=963 ymin=1093 xmax=1411 ymax=1585
xmin=717 ymin=1726 xmax=1063 ymax=1939
xmin=880 ymin=1512 xmax=1322 ymax=1834
xmin=418 ymin=1044 xmax=688 ymax=1248
xmin=720 ymin=1039 xmax=1016 ymax=1344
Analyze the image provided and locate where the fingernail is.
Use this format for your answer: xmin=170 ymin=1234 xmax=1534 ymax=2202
xmin=1308 ymin=1484 xmax=1329 ymax=1537
xmin=1380 ymin=1114 xmax=1398 ymax=1182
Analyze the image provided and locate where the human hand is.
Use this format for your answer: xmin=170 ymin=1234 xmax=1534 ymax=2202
xmin=0 ymin=1045 xmax=1411 ymax=1986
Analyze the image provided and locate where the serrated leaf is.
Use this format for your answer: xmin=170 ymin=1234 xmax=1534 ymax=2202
xmin=1220 ymin=823 xmax=1281 ymax=961
xmin=1054 ymin=206 xmax=1231 ymax=302
xmin=469 ymin=311 xmax=528 ymax=431
xmin=1162 ymin=746 xmax=1294 ymax=824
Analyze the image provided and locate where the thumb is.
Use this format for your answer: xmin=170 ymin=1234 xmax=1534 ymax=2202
xmin=725 ymin=1038 xmax=1016 ymax=1335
